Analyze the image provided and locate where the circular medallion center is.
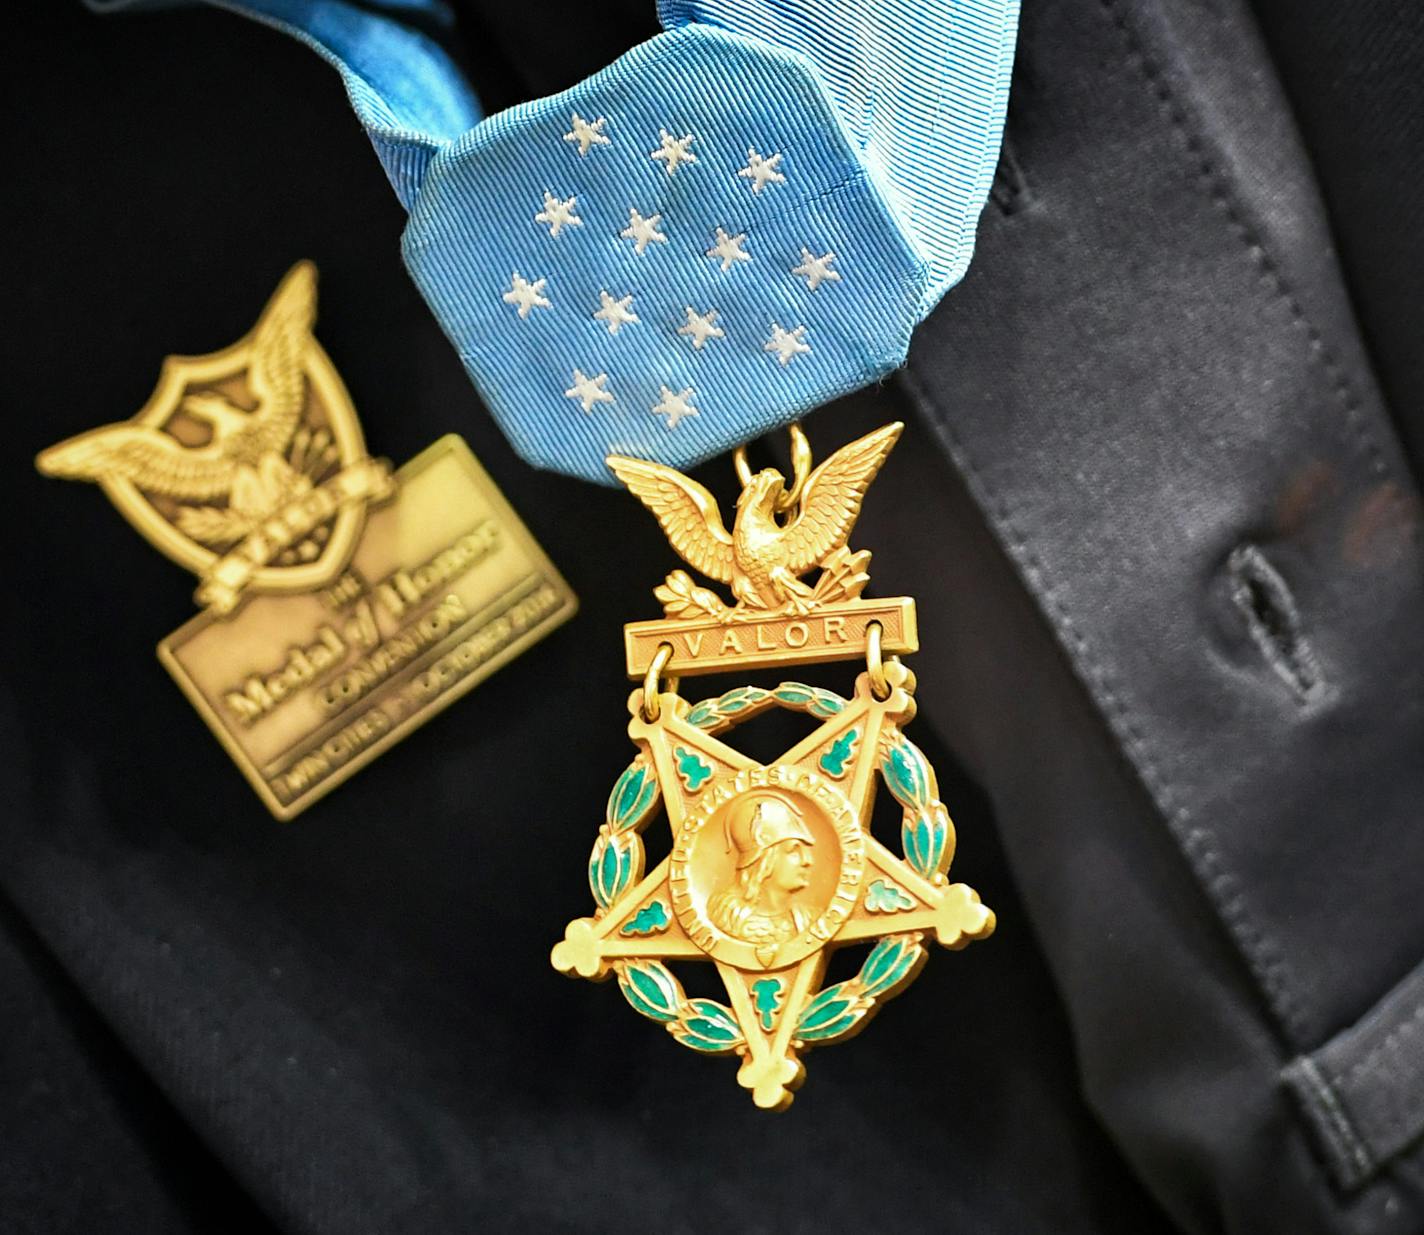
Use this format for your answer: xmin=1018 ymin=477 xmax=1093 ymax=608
xmin=670 ymin=764 xmax=864 ymax=969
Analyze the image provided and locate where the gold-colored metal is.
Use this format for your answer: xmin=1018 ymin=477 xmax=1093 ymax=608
xmin=641 ymin=642 xmax=674 ymax=722
xmin=610 ymin=420 xmax=917 ymax=677
xmin=624 ymin=596 xmax=916 ymax=678
xmin=733 ymin=422 xmax=812 ymax=513
xmin=37 ymin=263 xmax=576 ymax=819
xmin=866 ymin=620 xmax=891 ymax=701
xmin=553 ymin=423 xmax=993 ymax=1110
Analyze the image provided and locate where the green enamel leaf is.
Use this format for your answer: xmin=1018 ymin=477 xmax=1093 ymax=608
xmin=795 ymin=982 xmax=870 ymax=1042
xmin=818 ymin=728 xmax=859 ymax=779
xmin=797 ymin=983 xmax=855 ymax=1031
xmin=685 ymin=1001 xmax=741 ymax=1040
xmin=905 ymin=817 xmax=926 ymax=874
xmin=673 ymin=999 xmax=743 ymax=1052
xmin=723 ymin=687 xmax=759 ymax=710
xmin=587 ymin=845 xmax=606 ymax=909
xmin=752 ymin=978 xmax=784 ymax=1031
xmin=686 ymin=701 xmax=716 ymax=728
xmin=620 ymin=900 xmax=671 ymax=937
xmin=597 ymin=838 xmax=620 ymax=906
xmin=883 ymin=740 xmax=929 ymax=807
xmin=607 ymin=763 xmax=657 ymax=832
xmin=860 ymin=936 xmax=921 ymax=996
xmin=618 ymin=962 xmax=679 ymax=1023
xmin=771 ymin=683 xmax=846 ymax=717
xmin=674 ymin=747 xmax=713 ymax=792
xmin=903 ymin=813 xmax=944 ymax=879
xmin=865 ymin=878 xmax=915 ymax=913
xmin=688 ymin=687 xmax=770 ymax=730
xmin=808 ymin=690 xmax=845 ymax=718
xmin=796 ymin=1007 xmax=865 ymax=1042
xmin=589 ymin=832 xmax=634 ymax=909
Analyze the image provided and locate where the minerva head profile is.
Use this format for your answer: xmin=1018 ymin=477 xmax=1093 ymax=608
xmin=708 ymin=791 xmax=818 ymax=945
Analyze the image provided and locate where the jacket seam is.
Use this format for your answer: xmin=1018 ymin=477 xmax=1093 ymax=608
xmin=901 ymin=364 xmax=1307 ymax=1044
xmin=1096 ymin=0 xmax=1393 ymax=490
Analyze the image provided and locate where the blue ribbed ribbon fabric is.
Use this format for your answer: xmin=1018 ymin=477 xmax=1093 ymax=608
xmin=98 ymin=0 xmax=1019 ymax=483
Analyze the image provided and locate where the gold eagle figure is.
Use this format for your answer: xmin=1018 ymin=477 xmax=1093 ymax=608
xmin=37 ymin=263 xmax=315 ymax=526
xmin=608 ymin=422 xmax=902 ymax=614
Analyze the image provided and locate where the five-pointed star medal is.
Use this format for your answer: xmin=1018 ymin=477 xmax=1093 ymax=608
xmin=551 ymin=679 xmax=991 ymax=1109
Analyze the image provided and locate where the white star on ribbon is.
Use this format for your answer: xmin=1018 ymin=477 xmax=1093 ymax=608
xmin=621 ymin=208 xmax=668 ymax=256
xmin=738 ymin=148 xmax=786 ymax=194
xmin=565 ymin=369 xmax=615 ymax=412
xmin=534 ymin=192 xmax=581 ymax=238
xmin=563 ymin=113 xmax=610 ymax=156
xmin=791 ymin=248 xmax=842 ymax=291
xmin=593 ymin=290 xmax=639 ymax=335
xmin=706 ymin=227 xmax=751 ymax=272
xmin=677 ymin=307 xmax=725 ymax=350
xmin=502 ymin=272 xmax=551 ymax=319
xmin=652 ymin=385 xmax=700 ymax=429
xmin=765 ymin=323 xmax=811 ymax=366
xmin=650 ymin=129 xmax=697 ymax=175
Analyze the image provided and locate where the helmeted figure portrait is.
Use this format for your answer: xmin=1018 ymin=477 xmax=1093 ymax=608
xmin=707 ymin=791 xmax=817 ymax=945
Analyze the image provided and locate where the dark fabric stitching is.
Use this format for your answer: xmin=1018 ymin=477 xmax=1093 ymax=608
xmin=1098 ymin=0 xmax=1391 ymax=483
xmin=1339 ymin=999 xmax=1424 ymax=1089
xmin=1291 ymin=1054 xmax=1376 ymax=1184
xmin=901 ymin=366 xmax=1309 ymax=1041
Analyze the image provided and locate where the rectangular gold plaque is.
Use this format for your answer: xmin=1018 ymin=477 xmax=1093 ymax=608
xmin=159 ymin=435 xmax=577 ymax=818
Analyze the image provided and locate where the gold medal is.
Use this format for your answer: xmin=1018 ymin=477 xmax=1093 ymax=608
xmin=552 ymin=423 xmax=993 ymax=1108
xmin=37 ymin=262 xmax=576 ymax=819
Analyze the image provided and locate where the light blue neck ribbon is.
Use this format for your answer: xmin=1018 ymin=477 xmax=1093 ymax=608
xmin=98 ymin=0 xmax=1019 ymax=483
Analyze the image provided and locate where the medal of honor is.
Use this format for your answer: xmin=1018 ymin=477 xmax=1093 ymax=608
xmin=552 ymin=423 xmax=993 ymax=1108
xmin=37 ymin=263 xmax=576 ymax=818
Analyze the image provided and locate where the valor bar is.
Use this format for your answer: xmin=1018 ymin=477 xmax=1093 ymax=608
xmin=624 ymin=597 xmax=918 ymax=677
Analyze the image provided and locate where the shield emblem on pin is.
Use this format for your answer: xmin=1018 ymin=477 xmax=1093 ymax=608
xmin=37 ymin=262 xmax=392 ymax=614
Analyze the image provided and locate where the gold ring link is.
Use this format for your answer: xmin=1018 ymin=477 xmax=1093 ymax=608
xmin=776 ymin=423 xmax=812 ymax=512
xmin=641 ymin=641 xmax=675 ymax=722
xmin=732 ymin=445 xmax=754 ymax=490
xmin=732 ymin=423 xmax=812 ymax=514
xmin=866 ymin=621 xmax=891 ymax=701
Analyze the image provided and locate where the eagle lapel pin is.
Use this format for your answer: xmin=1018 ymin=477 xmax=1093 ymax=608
xmin=552 ymin=423 xmax=993 ymax=1109
xmin=38 ymin=262 xmax=576 ymax=819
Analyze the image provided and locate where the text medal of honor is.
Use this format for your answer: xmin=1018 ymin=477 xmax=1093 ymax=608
xmin=37 ymin=262 xmax=576 ymax=819
xmin=551 ymin=423 xmax=994 ymax=1109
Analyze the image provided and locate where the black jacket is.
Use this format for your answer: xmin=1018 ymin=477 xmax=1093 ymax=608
xmin=3 ymin=2 xmax=1422 ymax=1232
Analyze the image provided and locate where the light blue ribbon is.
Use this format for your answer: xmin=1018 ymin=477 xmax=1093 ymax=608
xmin=99 ymin=0 xmax=1019 ymax=483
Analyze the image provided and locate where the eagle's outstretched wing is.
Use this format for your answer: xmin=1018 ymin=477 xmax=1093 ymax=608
xmin=36 ymin=423 xmax=236 ymax=500
xmin=606 ymin=454 xmax=736 ymax=583
xmin=240 ymin=260 xmax=315 ymax=457
xmin=781 ymin=422 xmax=903 ymax=575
